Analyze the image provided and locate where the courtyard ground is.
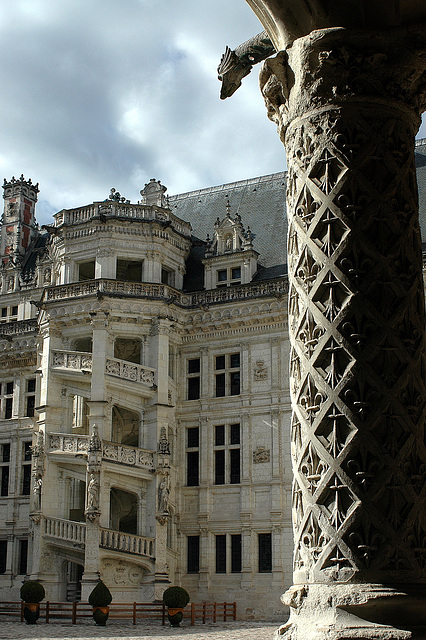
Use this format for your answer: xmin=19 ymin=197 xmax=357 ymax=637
xmin=0 ymin=620 xmax=278 ymax=640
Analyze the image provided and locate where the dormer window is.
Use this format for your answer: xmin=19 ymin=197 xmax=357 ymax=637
xmin=216 ymin=267 xmax=241 ymax=288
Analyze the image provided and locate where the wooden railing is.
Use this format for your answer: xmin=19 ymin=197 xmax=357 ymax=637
xmin=1 ymin=600 xmax=237 ymax=625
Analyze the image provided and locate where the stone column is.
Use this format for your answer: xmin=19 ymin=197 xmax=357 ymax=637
xmin=257 ymin=25 xmax=426 ymax=640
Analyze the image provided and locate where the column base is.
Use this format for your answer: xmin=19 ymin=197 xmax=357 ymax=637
xmin=80 ymin=573 xmax=100 ymax=601
xmin=276 ymin=584 xmax=425 ymax=640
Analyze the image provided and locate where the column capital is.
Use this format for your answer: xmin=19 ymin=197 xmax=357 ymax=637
xmin=260 ymin=24 xmax=426 ymax=143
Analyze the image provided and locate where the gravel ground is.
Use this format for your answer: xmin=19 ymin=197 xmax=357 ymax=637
xmin=0 ymin=620 xmax=278 ymax=640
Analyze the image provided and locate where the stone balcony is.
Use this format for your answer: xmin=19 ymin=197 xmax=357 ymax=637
xmin=42 ymin=277 xmax=288 ymax=307
xmin=43 ymin=516 xmax=155 ymax=559
xmin=47 ymin=433 xmax=155 ymax=472
xmin=0 ymin=318 xmax=38 ymax=337
xmin=53 ymin=200 xmax=192 ymax=238
xmin=50 ymin=350 xmax=155 ymax=388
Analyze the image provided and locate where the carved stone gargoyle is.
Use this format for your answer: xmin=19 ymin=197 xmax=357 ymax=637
xmin=217 ymin=30 xmax=275 ymax=99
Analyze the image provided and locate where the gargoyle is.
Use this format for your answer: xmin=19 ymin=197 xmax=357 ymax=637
xmin=217 ymin=30 xmax=276 ymax=99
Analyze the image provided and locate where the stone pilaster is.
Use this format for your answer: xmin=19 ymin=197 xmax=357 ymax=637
xmin=258 ymin=24 xmax=426 ymax=640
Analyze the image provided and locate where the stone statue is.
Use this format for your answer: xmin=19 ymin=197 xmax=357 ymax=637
xmin=217 ymin=31 xmax=275 ymax=99
xmin=87 ymin=473 xmax=99 ymax=510
xmin=158 ymin=477 xmax=169 ymax=512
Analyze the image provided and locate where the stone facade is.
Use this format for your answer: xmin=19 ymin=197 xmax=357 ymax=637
xmin=0 ymin=156 xmax=424 ymax=619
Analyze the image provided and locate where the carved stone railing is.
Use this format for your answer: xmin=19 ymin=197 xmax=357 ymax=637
xmin=44 ymin=516 xmax=86 ymax=545
xmin=44 ymin=279 xmax=180 ymax=303
xmin=54 ymin=201 xmax=192 ymax=237
xmin=100 ymin=528 xmax=155 ymax=559
xmin=102 ymin=441 xmax=155 ymax=471
xmin=47 ymin=433 xmax=89 ymax=455
xmin=0 ymin=318 xmax=38 ymax=336
xmin=51 ymin=350 xmax=93 ymax=372
xmin=43 ymin=277 xmax=289 ymax=307
xmin=105 ymin=357 xmax=155 ymax=386
xmin=189 ymin=278 xmax=288 ymax=306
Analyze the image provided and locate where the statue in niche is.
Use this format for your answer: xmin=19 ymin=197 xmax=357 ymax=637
xmin=33 ymin=476 xmax=43 ymax=510
xmin=87 ymin=473 xmax=99 ymax=510
xmin=158 ymin=476 xmax=170 ymax=512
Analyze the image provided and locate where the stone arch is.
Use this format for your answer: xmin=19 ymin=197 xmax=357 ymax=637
xmin=109 ymin=487 xmax=138 ymax=535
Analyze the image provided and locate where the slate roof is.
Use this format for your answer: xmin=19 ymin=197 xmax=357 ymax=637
xmin=171 ymin=140 xmax=426 ymax=290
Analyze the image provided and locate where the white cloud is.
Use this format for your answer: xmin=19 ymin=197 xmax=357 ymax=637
xmin=0 ymin=0 xmax=424 ymax=224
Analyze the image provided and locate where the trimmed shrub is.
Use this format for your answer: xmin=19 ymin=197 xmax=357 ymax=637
xmin=20 ymin=581 xmax=45 ymax=603
xmin=162 ymin=586 xmax=190 ymax=608
xmin=88 ymin=581 xmax=112 ymax=607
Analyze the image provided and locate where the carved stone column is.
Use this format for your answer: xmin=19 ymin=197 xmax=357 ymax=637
xmin=258 ymin=25 xmax=426 ymax=640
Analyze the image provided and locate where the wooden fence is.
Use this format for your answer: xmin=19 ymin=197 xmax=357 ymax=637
xmin=0 ymin=600 xmax=237 ymax=625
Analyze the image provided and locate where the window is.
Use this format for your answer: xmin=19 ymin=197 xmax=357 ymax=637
xmin=0 ymin=382 xmax=14 ymax=419
xmin=78 ymin=260 xmax=95 ymax=281
xmin=186 ymin=427 xmax=199 ymax=487
xmin=0 ymin=306 xmax=18 ymax=324
xmin=214 ymin=424 xmax=240 ymax=484
xmin=215 ymin=353 xmax=240 ymax=397
xmin=216 ymin=535 xmax=226 ymax=573
xmin=18 ymin=539 xmax=28 ymax=575
xmin=116 ymin=259 xmax=142 ymax=282
xmin=25 ymin=378 xmax=36 ymax=417
xmin=187 ymin=358 xmax=200 ymax=400
xmin=187 ymin=535 xmax=200 ymax=573
xmin=161 ymin=267 xmax=175 ymax=287
xmin=215 ymin=534 xmax=241 ymax=573
xmin=216 ymin=267 xmax=241 ymax=288
xmin=258 ymin=533 xmax=272 ymax=572
xmin=22 ymin=442 xmax=32 ymax=495
xmin=0 ymin=540 xmax=6 ymax=574
xmin=0 ymin=443 xmax=10 ymax=497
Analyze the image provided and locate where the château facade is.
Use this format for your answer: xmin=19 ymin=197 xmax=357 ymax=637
xmin=0 ymin=140 xmax=425 ymax=619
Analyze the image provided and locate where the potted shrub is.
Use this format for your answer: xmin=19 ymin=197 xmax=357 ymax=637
xmin=162 ymin=586 xmax=190 ymax=627
xmin=20 ymin=581 xmax=45 ymax=625
xmin=88 ymin=580 xmax=112 ymax=626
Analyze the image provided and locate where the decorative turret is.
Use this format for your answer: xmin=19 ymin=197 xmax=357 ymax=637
xmin=2 ymin=175 xmax=39 ymax=261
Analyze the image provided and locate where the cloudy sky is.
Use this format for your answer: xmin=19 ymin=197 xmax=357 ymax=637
xmin=1 ymin=1 xmax=425 ymax=225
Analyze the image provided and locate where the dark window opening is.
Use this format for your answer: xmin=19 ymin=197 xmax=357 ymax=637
xmin=18 ymin=539 xmax=28 ymax=575
xmin=231 ymin=534 xmax=242 ymax=572
xmin=215 ymin=535 xmax=226 ymax=573
xmin=1 ymin=467 xmax=9 ymax=497
xmin=187 ymin=536 xmax=200 ymax=573
xmin=0 ymin=541 xmax=6 ymax=574
xmin=187 ymin=377 xmax=200 ymax=400
xmin=187 ymin=451 xmax=199 ymax=487
xmin=4 ymin=398 xmax=12 ymax=419
xmin=27 ymin=379 xmax=36 ymax=393
xmin=78 ymin=260 xmax=95 ymax=281
xmin=215 ymin=373 xmax=225 ymax=397
xmin=258 ymin=533 xmax=272 ymax=573
xmin=116 ymin=259 xmax=142 ymax=282
xmin=214 ymin=450 xmax=225 ymax=485
xmin=230 ymin=449 xmax=241 ymax=484
xmin=187 ymin=427 xmax=199 ymax=448
xmin=26 ymin=395 xmax=35 ymax=417
xmin=2 ymin=444 xmax=10 ymax=463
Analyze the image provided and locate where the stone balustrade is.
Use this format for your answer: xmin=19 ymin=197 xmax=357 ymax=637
xmin=105 ymin=356 xmax=155 ymax=387
xmin=102 ymin=441 xmax=155 ymax=471
xmin=43 ymin=277 xmax=288 ymax=306
xmin=47 ymin=433 xmax=89 ymax=455
xmin=51 ymin=350 xmax=93 ymax=372
xmin=100 ymin=528 xmax=155 ymax=558
xmin=54 ymin=201 xmax=192 ymax=237
xmin=44 ymin=516 xmax=86 ymax=545
xmin=47 ymin=434 xmax=155 ymax=472
xmin=0 ymin=318 xmax=38 ymax=336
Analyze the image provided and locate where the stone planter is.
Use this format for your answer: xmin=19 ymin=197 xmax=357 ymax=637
xmin=92 ymin=605 xmax=109 ymax=626
xmin=167 ymin=607 xmax=184 ymax=627
xmin=22 ymin=603 xmax=40 ymax=625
